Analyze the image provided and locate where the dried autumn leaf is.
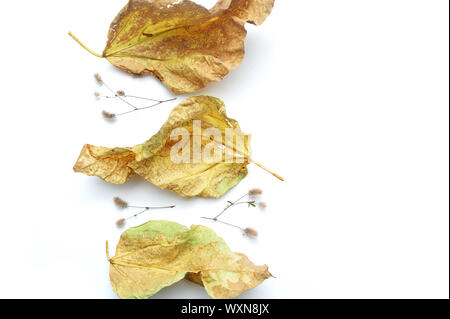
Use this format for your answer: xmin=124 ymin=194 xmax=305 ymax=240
xmin=69 ymin=0 xmax=275 ymax=94
xmin=74 ymin=95 xmax=251 ymax=198
xmin=107 ymin=220 xmax=271 ymax=299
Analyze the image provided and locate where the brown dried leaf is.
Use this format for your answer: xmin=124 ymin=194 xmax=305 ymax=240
xmin=70 ymin=0 xmax=275 ymax=93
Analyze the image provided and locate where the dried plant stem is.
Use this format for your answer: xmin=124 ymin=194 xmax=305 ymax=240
xmin=94 ymin=73 xmax=177 ymax=118
xmin=126 ymin=208 xmax=149 ymax=220
xmin=115 ymin=205 xmax=175 ymax=227
xmin=201 ymin=217 xmax=258 ymax=237
xmin=214 ymin=193 xmax=249 ymax=220
xmin=113 ymin=197 xmax=175 ymax=211
xmin=124 ymin=205 xmax=176 ymax=220
xmin=201 ymin=190 xmax=262 ymax=237
xmin=113 ymin=98 xmax=177 ymax=116
xmin=113 ymin=197 xmax=175 ymax=227
xmin=202 ymin=188 xmax=262 ymax=237
xmin=101 ymin=95 xmax=166 ymax=103
xmin=68 ymin=32 xmax=102 ymax=58
xmin=202 ymin=217 xmax=243 ymax=230
xmin=99 ymin=79 xmax=139 ymax=111
xmin=128 ymin=205 xmax=176 ymax=210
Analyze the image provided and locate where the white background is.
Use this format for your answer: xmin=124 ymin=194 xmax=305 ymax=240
xmin=0 ymin=0 xmax=448 ymax=298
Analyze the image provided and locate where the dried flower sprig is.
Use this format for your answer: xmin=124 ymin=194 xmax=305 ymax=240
xmin=201 ymin=189 xmax=265 ymax=237
xmin=208 ymin=188 xmax=264 ymax=221
xmin=113 ymin=196 xmax=175 ymax=228
xmin=97 ymin=91 xmax=166 ymax=103
xmin=93 ymin=73 xmax=176 ymax=119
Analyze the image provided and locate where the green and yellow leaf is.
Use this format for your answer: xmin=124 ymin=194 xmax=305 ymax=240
xmin=73 ymin=95 xmax=250 ymax=198
xmin=107 ymin=220 xmax=271 ymax=299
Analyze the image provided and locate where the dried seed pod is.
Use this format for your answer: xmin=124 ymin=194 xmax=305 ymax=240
xmin=113 ymin=197 xmax=128 ymax=208
xmin=102 ymin=110 xmax=116 ymax=119
xmin=94 ymin=73 xmax=103 ymax=84
xmin=243 ymin=227 xmax=258 ymax=237
xmin=116 ymin=218 xmax=126 ymax=227
xmin=249 ymin=188 xmax=263 ymax=195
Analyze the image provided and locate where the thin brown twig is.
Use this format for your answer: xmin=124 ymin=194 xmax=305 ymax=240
xmin=214 ymin=193 xmax=250 ymax=219
xmin=201 ymin=190 xmax=263 ymax=237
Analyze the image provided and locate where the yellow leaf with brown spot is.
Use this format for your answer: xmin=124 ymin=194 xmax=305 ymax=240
xmin=69 ymin=0 xmax=275 ymax=94
xmin=107 ymin=220 xmax=271 ymax=299
xmin=73 ymin=95 xmax=250 ymax=198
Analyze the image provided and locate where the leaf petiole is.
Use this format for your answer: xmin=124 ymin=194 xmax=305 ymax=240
xmin=251 ymin=160 xmax=285 ymax=181
xmin=68 ymin=31 xmax=103 ymax=58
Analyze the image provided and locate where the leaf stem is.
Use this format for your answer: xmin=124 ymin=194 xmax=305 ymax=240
xmin=251 ymin=160 xmax=285 ymax=181
xmin=208 ymin=138 xmax=284 ymax=181
xmin=105 ymin=240 xmax=111 ymax=261
xmin=68 ymin=31 xmax=103 ymax=58
xmin=214 ymin=193 xmax=248 ymax=219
